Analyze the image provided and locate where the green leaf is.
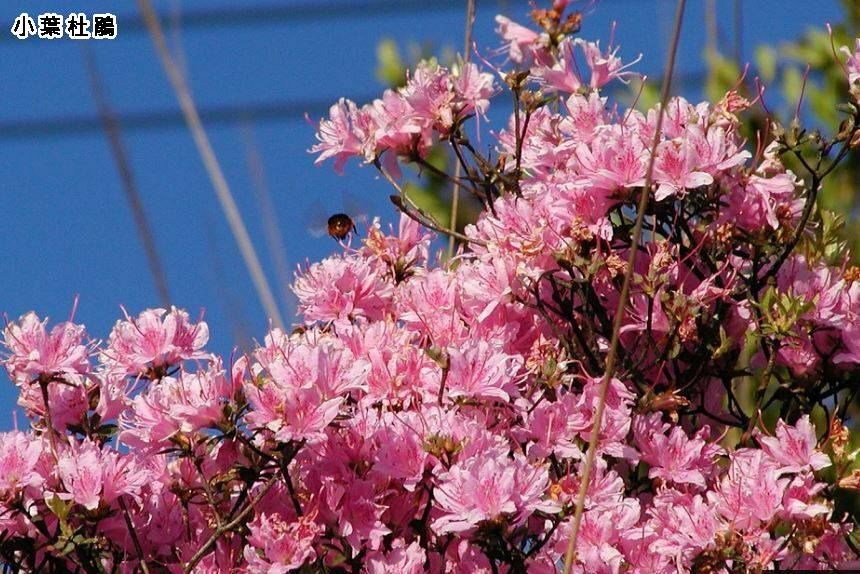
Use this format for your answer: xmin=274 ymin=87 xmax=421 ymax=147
xmin=404 ymin=182 xmax=451 ymax=229
xmin=755 ymin=45 xmax=778 ymax=83
xmin=376 ymin=39 xmax=406 ymax=88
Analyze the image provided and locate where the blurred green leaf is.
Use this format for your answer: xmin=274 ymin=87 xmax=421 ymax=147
xmin=755 ymin=45 xmax=778 ymax=83
xmin=376 ymin=39 xmax=407 ymax=88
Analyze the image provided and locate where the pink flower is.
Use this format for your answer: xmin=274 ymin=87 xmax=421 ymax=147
xmin=372 ymin=415 xmax=429 ymax=491
xmin=2 ymin=311 xmax=90 ymax=384
xmin=521 ymin=393 xmax=588 ymax=461
xmin=243 ymin=512 xmax=321 ymax=573
xmin=634 ymin=414 xmax=721 ymax=489
xmin=713 ymin=449 xmax=788 ymax=530
xmin=361 ymin=213 xmax=434 ymax=271
xmin=56 ymin=439 xmax=150 ymax=511
xmin=780 ymin=473 xmax=830 ymax=520
xmin=244 ymin=378 xmax=344 ymax=445
xmin=400 ymin=63 xmax=458 ymax=135
xmin=533 ymin=39 xmax=583 ymax=93
xmin=255 ymin=332 xmax=367 ymax=398
xmin=757 ymin=415 xmax=831 ymax=474
xmin=575 ymin=376 xmax=635 ymax=458
xmin=433 ymin=454 xmax=554 ymax=534
xmin=723 ymin=172 xmax=801 ymax=231
xmin=574 ymin=129 xmax=648 ymax=192
xmin=370 ymin=89 xmax=423 ymax=157
xmin=0 ymin=431 xmax=44 ymax=497
xmin=576 ymin=38 xmax=640 ymax=89
xmin=15 ymin=374 xmax=89 ymax=431
xmin=309 ymin=98 xmax=371 ymax=173
xmin=494 ymin=15 xmax=543 ymax=64
xmin=653 ymin=137 xmax=714 ymax=200
xmin=840 ymin=38 xmax=860 ymax=85
xmin=645 ymin=491 xmax=721 ymax=562
xmin=119 ymin=361 xmax=236 ymax=447
xmin=365 ymin=541 xmax=426 ymax=574
xmin=293 ymin=255 xmax=393 ymax=324
xmin=835 ymin=320 xmax=860 ymax=365
xmin=567 ymin=499 xmax=640 ymax=574
xmin=445 ymin=339 xmax=522 ymax=402
xmin=324 ymin=478 xmax=390 ymax=551
xmin=102 ymin=307 xmax=209 ymax=377
xmin=452 ymin=62 xmax=497 ymax=119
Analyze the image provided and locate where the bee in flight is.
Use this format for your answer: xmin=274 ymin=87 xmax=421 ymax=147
xmin=326 ymin=213 xmax=356 ymax=241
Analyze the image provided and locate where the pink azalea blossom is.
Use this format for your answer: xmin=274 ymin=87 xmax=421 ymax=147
xmin=243 ymin=512 xmax=321 ymax=573
xmin=293 ymin=255 xmax=393 ymax=324
xmin=0 ymin=432 xmax=44 ymax=497
xmin=841 ymin=38 xmax=860 ymax=85
xmin=2 ymin=312 xmax=90 ymax=384
xmin=119 ymin=361 xmax=235 ymax=448
xmin=653 ymin=137 xmax=714 ymax=200
xmin=634 ymin=414 xmax=721 ymax=489
xmin=433 ymin=454 xmax=555 ymax=534
xmin=494 ymin=15 xmax=544 ymax=64
xmin=244 ymin=379 xmax=343 ymax=445
xmin=57 ymin=439 xmax=149 ymax=510
xmin=576 ymin=38 xmax=641 ymax=89
xmin=757 ymin=415 xmax=831 ymax=474
xmin=713 ymin=449 xmax=788 ymax=530
xmin=445 ymin=339 xmax=522 ymax=402
xmin=102 ymin=307 xmax=209 ymax=377
xmin=309 ymin=98 xmax=370 ymax=173
xmin=365 ymin=540 xmax=426 ymax=574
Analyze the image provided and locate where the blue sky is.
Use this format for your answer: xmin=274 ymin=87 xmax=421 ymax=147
xmin=0 ymin=0 xmax=846 ymax=426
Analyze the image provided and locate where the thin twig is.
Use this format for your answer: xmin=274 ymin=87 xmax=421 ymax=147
xmin=37 ymin=379 xmax=58 ymax=462
xmin=560 ymin=1 xmax=687 ymax=572
xmin=448 ymin=0 xmax=477 ymax=258
xmin=118 ymin=497 xmax=151 ymax=574
xmin=183 ymin=472 xmax=279 ymax=573
xmin=137 ymin=0 xmax=285 ymax=329
xmin=375 ymin=160 xmax=486 ymax=247
xmin=82 ymin=46 xmax=171 ymax=308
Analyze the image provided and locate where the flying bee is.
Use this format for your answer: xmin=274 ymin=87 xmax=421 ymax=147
xmin=327 ymin=213 xmax=357 ymax=241
xmin=306 ymin=192 xmax=367 ymax=242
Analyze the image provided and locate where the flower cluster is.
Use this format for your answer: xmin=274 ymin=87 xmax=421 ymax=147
xmin=2 ymin=3 xmax=860 ymax=572
xmin=310 ymin=61 xmax=496 ymax=174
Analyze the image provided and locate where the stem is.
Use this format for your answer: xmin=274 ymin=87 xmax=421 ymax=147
xmin=448 ymin=0 xmax=477 ymax=258
xmin=38 ymin=379 xmax=59 ymax=462
xmin=375 ymin=160 xmax=487 ymax=247
xmin=119 ymin=497 xmax=151 ymax=574
xmin=183 ymin=472 xmax=279 ymax=573
xmin=561 ymin=1 xmax=687 ymax=571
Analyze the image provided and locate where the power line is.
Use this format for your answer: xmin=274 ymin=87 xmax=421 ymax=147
xmin=0 ymin=98 xmax=361 ymax=140
xmin=0 ymin=71 xmax=709 ymax=141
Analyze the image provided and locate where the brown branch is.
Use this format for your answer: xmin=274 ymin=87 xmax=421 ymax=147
xmin=375 ymin=160 xmax=487 ymax=247
xmin=183 ymin=472 xmax=279 ymax=573
xmin=119 ymin=497 xmax=151 ymax=574
xmin=448 ymin=0 xmax=477 ymax=258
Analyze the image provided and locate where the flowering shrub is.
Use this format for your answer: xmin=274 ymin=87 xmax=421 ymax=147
xmin=3 ymin=3 xmax=860 ymax=573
